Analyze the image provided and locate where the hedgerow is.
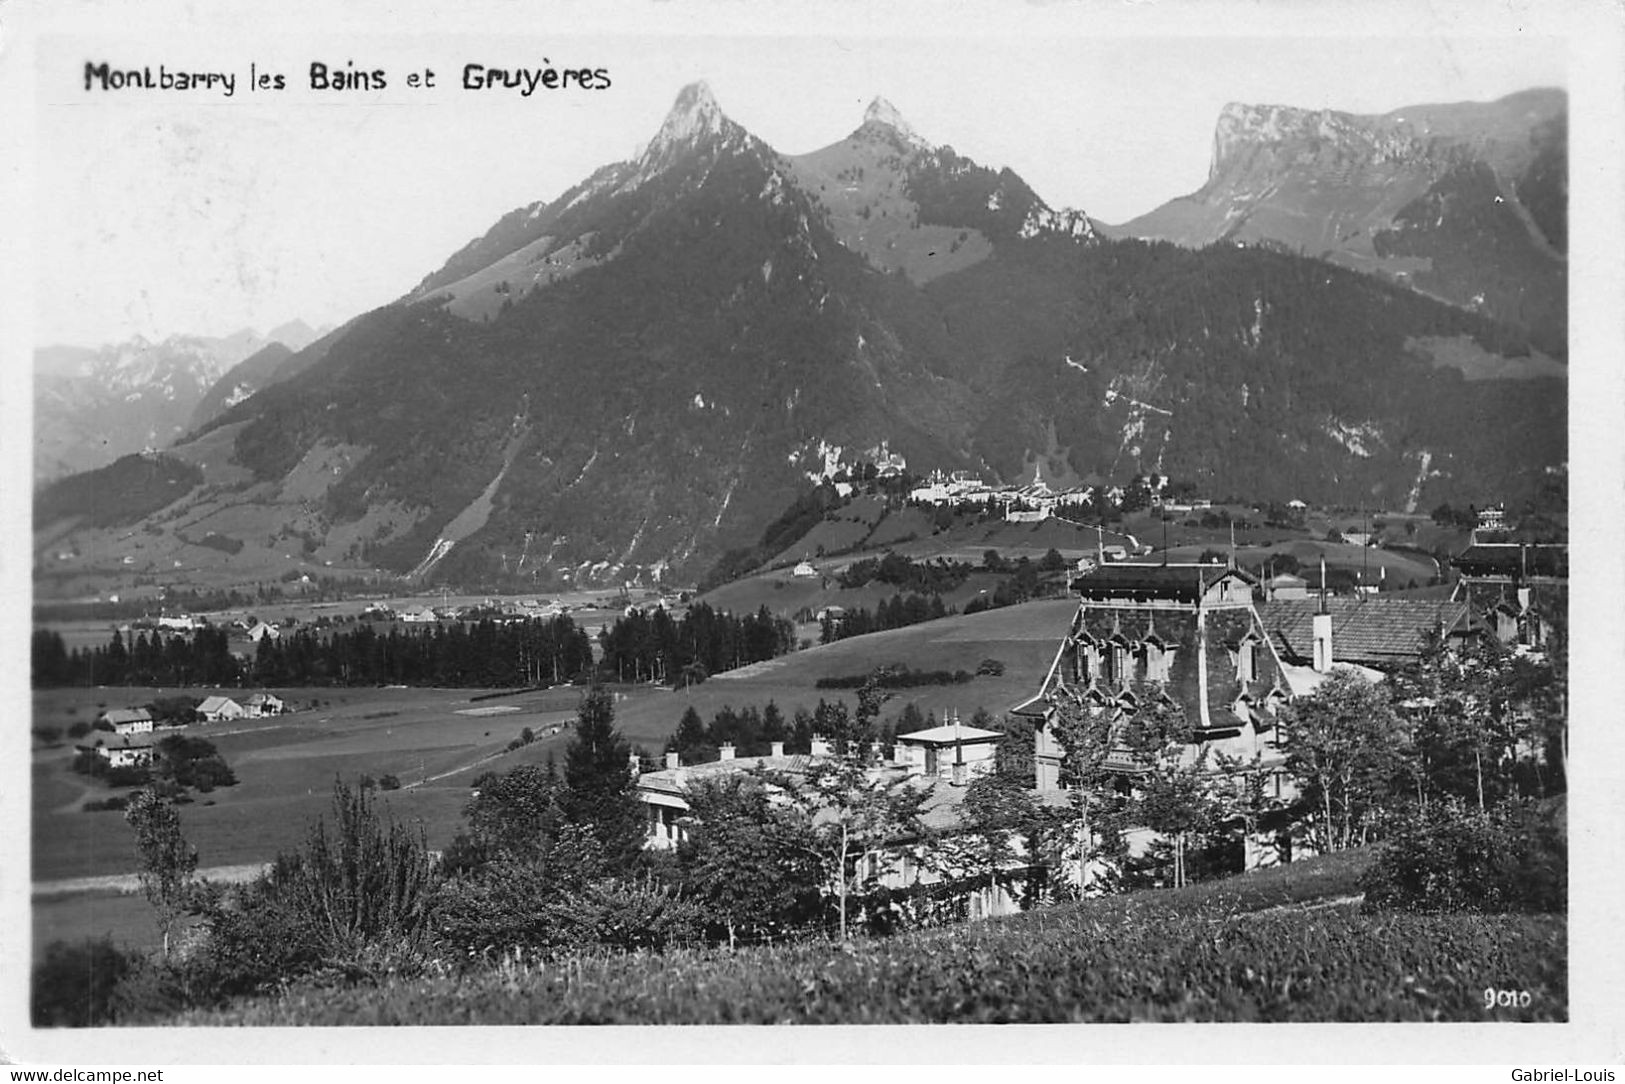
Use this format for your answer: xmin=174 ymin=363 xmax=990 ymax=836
xmin=171 ymin=850 xmax=1564 ymax=1025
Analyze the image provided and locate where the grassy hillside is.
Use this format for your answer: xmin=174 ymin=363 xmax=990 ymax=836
xmin=168 ymin=848 xmax=1566 ymax=1024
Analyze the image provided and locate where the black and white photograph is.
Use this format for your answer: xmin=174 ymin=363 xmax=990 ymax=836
xmin=6 ymin=0 xmax=1620 ymax=1065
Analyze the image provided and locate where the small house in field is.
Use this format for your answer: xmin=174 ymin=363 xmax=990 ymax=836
xmin=246 ymin=622 xmax=281 ymax=644
xmin=197 ymin=695 xmax=246 ymax=723
xmin=244 ymin=692 xmax=285 ymax=716
xmin=76 ymin=734 xmax=154 ymax=769
xmin=792 ymin=560 xmax=819 ymax=578
xmin=102 ymin=708 xmax=154 ymax=736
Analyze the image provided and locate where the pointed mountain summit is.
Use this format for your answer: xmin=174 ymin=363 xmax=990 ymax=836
xmin=43 ymin=81 xmax=1561 ymax=592
xmin=634 ymin=80 xmax=747 ymax=180
xmin=859 ymin=96 xmax=926 ymax=148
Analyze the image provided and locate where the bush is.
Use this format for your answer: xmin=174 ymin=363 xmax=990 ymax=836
xmin=71 ymin=750 xmax=108 ymax=776
xmin=379 ymin=774 xmax=402 ymax=791
xmin=975 ymin=658 xmax=1005 ymax=677
xmin=1361 ymin=799 xmax=1566 ymax=915
xmin=68 ymin=720 xmax=93 ymax=739
xmin=32 ymin=937 xmax=138 ymax=1027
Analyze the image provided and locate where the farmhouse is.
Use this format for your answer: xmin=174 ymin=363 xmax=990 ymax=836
xmin=243 ymin=692 xmax=285 ymax=715
xmin=792 ymin=560 xmax=819 ymax=578
xmin=246 ymin=622 xmax=281 ymax=643
xmin=102 ymin=708 xmax=154 ymax=735
xmin=76 ymin=734 xmax=154 ymax=769
xmin=197 ymin=695 xmax=246 ymax=723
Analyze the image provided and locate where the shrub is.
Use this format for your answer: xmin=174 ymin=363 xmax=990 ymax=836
xmin=379 ymin=774 xmax=402 ymax=791
xmin=1362 ymin=798 xmax=1566 ymax=915
xmin=71 ymin=750 xmax=107 ymax=776
xmin=68 ymin=720 xmax=93 ymax=739
xmin=975 ymin=658 xmax=1005 ymax=677
xmin=263 ymin=781 xmax=441 ymax=964
xmin=106 ymin=764 xmax=153 ymax=787
xmin=31 ymin=937 xmax=138 ymax=1027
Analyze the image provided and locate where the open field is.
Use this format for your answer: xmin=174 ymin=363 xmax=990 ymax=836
xmin=32 ymin=597 xmax=1077 ymax=958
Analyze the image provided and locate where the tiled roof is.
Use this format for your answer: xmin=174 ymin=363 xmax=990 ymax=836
xmin=914 ymin=777 xmax=1073 ymax=832
xmin=1071 ymin=564 xmax=1256 ymax=603
xmin=1452 ymin=543 xmax=1567 ymax=579
xmin=1261 ymin=598 xmax=1470 ymax=669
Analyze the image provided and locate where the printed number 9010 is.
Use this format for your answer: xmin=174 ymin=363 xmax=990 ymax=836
xmin=1484 ymin=988 xmax=1533 ymax=1009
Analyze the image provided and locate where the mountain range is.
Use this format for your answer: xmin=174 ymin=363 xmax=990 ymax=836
xmin=33 ymin=320 xmax=327 ymax=482
xmin=34 ymin=83 xmax=1566 ymax=589
xmin=1104 ymin=89 xmax=1566 ymax=355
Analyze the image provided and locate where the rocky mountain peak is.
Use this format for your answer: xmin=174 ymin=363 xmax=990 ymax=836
xmin=647 ymin=81 xmax=728 ymax=152
xmin=627 ymin=80 xmax=751 ymax=187
xmin=860 ymin=96 xmax=925 ymax=147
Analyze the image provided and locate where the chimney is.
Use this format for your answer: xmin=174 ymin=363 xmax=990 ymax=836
xmin=810 ymin=734 xmax=830 ymax=757
xmin=719 ymin=742 xmax=736 ymax=761
xmin=1312 ymin=612 xmax=1333 ymax=673
xmin=771 ymin=741 xmax=785 ymax=758
xmin=665 ymin=751 xmax=680 ymax=771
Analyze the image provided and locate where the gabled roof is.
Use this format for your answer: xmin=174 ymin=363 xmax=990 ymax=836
xmin=104 ymin=709 xmax=152 ymax=725
xmin=197 ymin=696 xmax=241 ymax=713
xmin=1071 ymin=563 xmax=1256 ymax=603
xmin=1261 ymin=597 xmax=1471 ymax=669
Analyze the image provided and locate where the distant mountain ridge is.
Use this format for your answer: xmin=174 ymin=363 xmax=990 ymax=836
xmin=1105 ymin=89 xmax=1566 ymax=354
xmin=35 ymin=83 xmax=1564 ymax=592
xmin=33 ymin=321 xmax=329 ymax=482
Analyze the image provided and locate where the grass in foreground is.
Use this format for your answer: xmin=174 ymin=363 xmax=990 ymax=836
xmin=171 ymin=849 xmax=1565 ymax=1025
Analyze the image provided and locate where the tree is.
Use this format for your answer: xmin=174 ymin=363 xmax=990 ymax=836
xmin=125 ymin=789 xmax=198 ymax=959
xmin=763 ymin=752 xmax=933 ymax=941
xmin=1279 ymin=669 xmax=1410 ymax=852
xmin=678 ymin=774 xmax=824 ymax=947
xmin=1119 ymin=700 xmax=1215 ymax=888
xmin=951 ymin=773 xmax=1045 ymax=910
xmin=266 ymin=780 xmax=440 ymax=964
xmin=1047 ymin=687 xmax=1120 ymax=893
xmin=561 ymin=686 xmax=647 ymax=869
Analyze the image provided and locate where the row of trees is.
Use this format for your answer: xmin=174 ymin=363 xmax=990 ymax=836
xmin=819 ymin=592 xmax=953 ymax=644
xmin=33 ymin=628 xmax=242 ymax=688
xmin=596 ymin=603 xmax=797 ymax=687
xmin=32 ymin=615 xmax=597 ymax=690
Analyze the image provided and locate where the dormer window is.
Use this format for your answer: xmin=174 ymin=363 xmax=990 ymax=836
xmin=1236 ymin=632 xmax=1260 ymax=684
xmin=1142 ymin=636 xmax=1173 ymax=684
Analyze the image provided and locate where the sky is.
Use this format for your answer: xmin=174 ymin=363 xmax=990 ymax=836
xmin=16 ymin=4 xmax=1586 ymax=347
